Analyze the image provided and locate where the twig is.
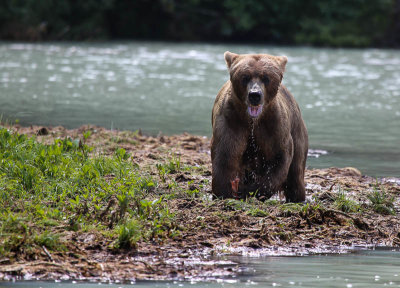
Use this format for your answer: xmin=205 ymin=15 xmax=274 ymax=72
xmin=42 ymin=245 xmax=54 ymax=262
xmin=325 ymin=209 xmax=354 ymax=220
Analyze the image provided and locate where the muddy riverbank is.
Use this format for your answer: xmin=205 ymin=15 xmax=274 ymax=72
xmin=0 ymin=125 xmax=399 ymax=282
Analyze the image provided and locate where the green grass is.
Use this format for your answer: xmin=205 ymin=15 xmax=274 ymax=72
xmin=224 ymin=197 xmax=270 ymax=217
xmin=116 ymin=219 xmax=141 ymax=249
xmin=367 ymin=185 xmax=396 ymax=215
xmin=156 ymin=156 xmax=181 ymax=177
xmin=0 ymin=128 xmax=175 ymax=258
xmin=333 ymin=189 xmax=360 ymax=213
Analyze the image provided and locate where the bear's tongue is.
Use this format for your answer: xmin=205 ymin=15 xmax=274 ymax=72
xmin=248 ymin=105 xmax=262 ymax=118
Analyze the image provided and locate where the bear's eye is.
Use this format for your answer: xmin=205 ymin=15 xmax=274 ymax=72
xmin=241 ymin=75 xmax=251 ymax=86
xmin=262 ymin=75 xmax=270 ymax=85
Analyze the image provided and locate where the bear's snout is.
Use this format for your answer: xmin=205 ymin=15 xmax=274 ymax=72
xmin=248 ymin=90 xmax=262 ymax=106
xmin=247 ymin=89 xmax=264 ymax=118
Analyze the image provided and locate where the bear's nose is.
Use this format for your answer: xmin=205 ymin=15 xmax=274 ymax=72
xmin=248 ymin=91 xmax=262 ymax=106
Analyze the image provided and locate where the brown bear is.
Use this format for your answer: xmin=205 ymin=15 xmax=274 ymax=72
xmin=211 ymin=51 xmax=308 ymax=202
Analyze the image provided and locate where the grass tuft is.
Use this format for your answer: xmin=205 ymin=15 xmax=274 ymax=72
xmin=116 ymin=219 xmax=141 ymax=249
xmin=367 ymin=185 xmax=395 ymax=215
xmin=333 ymin=189 xmax=360 ymax=213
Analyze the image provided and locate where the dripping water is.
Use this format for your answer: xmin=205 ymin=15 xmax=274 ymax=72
xmin=249 ymin=120 xmax=258 ymax=183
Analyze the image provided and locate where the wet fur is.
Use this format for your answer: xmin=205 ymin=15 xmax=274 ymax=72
xmin=211 ymin=52 xmax=308 ymax=202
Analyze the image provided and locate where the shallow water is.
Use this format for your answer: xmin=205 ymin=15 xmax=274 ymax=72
xmin=0 ymin=42 xmax=399 ymax=177
xmin=3 ymin=249 xmax=400 ymax=287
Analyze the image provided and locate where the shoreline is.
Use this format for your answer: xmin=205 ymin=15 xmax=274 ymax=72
xmin=0 ymin=124 xmax=399 ymax=282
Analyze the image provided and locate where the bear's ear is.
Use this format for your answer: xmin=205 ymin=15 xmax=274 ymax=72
xmin=277 ymin=55 xmax=288 ymax=72
xmin=224 ymin=51 xmax=238 ymax=68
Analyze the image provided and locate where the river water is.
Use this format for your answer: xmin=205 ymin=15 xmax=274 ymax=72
xmin=0 ymin=42 xmax=399 ymax=177
xmin=3 ymin=248 xmax=400 ymax=287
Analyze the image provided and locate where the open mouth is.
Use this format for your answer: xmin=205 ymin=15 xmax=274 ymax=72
xmin=248 ymin=105 xmax=263 ymax=118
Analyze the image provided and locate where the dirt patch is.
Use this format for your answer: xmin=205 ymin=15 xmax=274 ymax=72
xmin=0 ymin=124 xmax=399 ymax=282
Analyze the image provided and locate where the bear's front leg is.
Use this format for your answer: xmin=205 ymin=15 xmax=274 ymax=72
xmin=211 ymin=148 xmax=243 ymax=198
xmin=211 ymin=128 xmax=247 ymax=199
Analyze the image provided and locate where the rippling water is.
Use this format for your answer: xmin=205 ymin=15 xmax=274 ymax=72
xmin=0 ymin=42 xmax=399 ymax=176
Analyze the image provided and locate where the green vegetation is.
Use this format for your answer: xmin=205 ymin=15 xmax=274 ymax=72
xmin=156 ymin=156 xmax=181 ymax=182
xmin=278 ymin=202 xmax=304 ymax=216
xmin=0 ymin=0 xmax=399 ymax=47
xmin=0 ymin=127 xmax=176 ymax=258
xmin=224 ymin=197 xmax=270 ymax=217
xmin=367 ymin=185 xmax=396 ymax=215
xmin=333 ymin=189 xmax=360 ymax=213
xmin=116 ymin=219 xmax=141 ymax=249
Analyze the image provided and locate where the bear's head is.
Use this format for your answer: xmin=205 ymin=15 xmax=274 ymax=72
xmin=224 ymin=51 xmax=287 ymax=118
